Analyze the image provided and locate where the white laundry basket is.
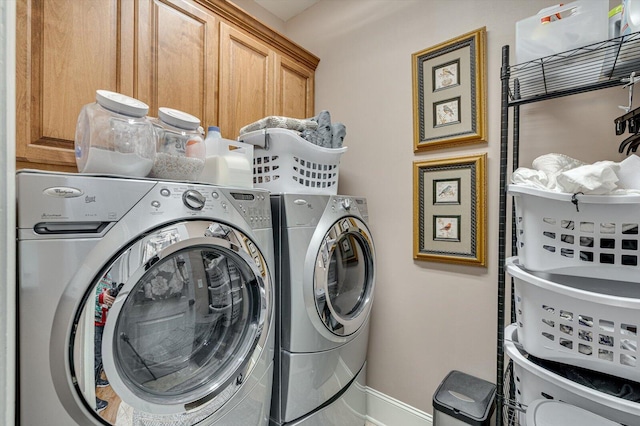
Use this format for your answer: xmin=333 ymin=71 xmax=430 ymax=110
xmin=504 ymin=324 xmax=640 ymax=426
xmin=508 ymin=184 xmax=640 ymax=283
xmin=239 ymin=128 xmax=347 ymax=195
xmin=525 ymin=399 xmax=620 ymax=426
xmin=507 ymin=256 xmax=640 ymax=382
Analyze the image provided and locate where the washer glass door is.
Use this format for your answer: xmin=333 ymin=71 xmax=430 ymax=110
xmin=314 ymin=217 xmax=375 ymax=336
xmin=69 ymin=221 xmax=270 ymax=424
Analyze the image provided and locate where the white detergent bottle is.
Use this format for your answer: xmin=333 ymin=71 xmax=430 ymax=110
xmin=224 ymin=142 xmax=253 ymax=188
xmin=200 ymin=126 xmax=223 ymax=184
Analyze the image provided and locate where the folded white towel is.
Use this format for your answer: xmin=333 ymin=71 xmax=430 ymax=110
xmin=556 ymin=161 xmax=620 ymax=194
xmin=532 ymin=153 xmax=585 ymax=175
xmin=512 ymin=153 xmax=589 ymax=192
xmin=510 ymin=168 xmax=552 ymax=190
xmin=617 ymin=154 xmax=640 ymax=190
xmin=511 ymin=153 xmax=640 ymax=194
xmin=239 ymin=116 xmax=318 ymax=135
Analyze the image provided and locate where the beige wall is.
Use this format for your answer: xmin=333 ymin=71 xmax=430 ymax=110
xmin=237 ymin=0 xmax=628 ymax=415
xmin=229 ymin=0 xmax=286 ymax=32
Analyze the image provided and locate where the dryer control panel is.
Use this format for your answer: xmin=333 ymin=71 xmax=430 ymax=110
xmin=279 ymin=194 xmax=368 ymax=228
xmin=329 ymin=196 xmax=367 ymax=222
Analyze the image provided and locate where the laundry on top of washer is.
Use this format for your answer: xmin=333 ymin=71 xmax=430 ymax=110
xmin=238 ymin=115 xmax=318 ymax=135
xmin=238 ymin=110 xmax=347 ymax=149
xmin=299 ymin=110 xmax=347 ymax=149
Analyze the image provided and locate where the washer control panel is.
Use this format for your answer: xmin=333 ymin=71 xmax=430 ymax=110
xmin=149 ymin=183 xmax=271 ymax=229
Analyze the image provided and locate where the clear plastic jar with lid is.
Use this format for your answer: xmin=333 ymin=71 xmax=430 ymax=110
xmin=149 ymin=107 xmax=205 ymax=181
xmin=74 ymin=90 xmax=156 ymax=177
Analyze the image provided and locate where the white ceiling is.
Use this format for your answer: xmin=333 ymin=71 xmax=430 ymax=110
xmin=254 ymin=0 xmax=319 ymax=21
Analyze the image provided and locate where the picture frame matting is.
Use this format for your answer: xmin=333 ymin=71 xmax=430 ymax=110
xmin=413 ymin=153 xmax=486 ymax=266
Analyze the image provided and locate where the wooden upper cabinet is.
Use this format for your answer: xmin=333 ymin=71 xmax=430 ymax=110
xmin=276 ymin=55 xmax=314 ymax=119
xmin=16 ymin=0 xmax=319 ymax=171
xmin=218 ymin=22 xmax=275 ymax=139
xmin=16 ymin=0 xmax=121 ymax=168
xmin=218 ymin=24 xmax=315 ymax=137
xmin=136 ymin=0 xmax=218 ymax=127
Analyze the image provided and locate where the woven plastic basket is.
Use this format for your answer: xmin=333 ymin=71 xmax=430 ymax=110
xmin=239 ymin=128 xmax=347 ymax=195
xmin=508 ymin=184 xmax=640 ymax=283
xmin=505 ymin=324 xmax=640 ymax=426
xmin=507 ymin=256 xmax=640 ymax=382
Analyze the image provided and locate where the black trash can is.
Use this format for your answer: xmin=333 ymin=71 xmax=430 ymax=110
xmin=433 ymin=370 xmax=496 ymax=426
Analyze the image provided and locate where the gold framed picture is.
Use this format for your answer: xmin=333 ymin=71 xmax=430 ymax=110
xmin=413 ymin=153 xmax=486 ymax=266
xmin=412 ymin=27 xmax=487 ymax=151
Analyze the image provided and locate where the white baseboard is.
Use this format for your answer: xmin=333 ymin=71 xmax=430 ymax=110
xmin=365 ymin=387 xmax=432 ymax=426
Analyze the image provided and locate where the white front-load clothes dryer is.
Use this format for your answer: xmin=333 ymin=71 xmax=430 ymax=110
xmin=16 ymin=170 xmax=275 ymax=426
xmin=269 ymin=194 xmax=376 ymax=426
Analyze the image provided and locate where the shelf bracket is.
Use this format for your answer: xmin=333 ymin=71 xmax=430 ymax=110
xmin=619 ymin=72 xmax=640 ymax=113
xmin=614 ymin=73 xmax=640 ymax=136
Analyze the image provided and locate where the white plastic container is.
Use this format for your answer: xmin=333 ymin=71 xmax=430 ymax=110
xmin=507 ymin=256 xmax=640 ymax=382
xmin=622 ymin=0 xmax=640 ymax=35
xmin=516 ymin=0 xmax=609 ymax=64
xmin=74 ymin=90 xmax=156 ymax=177
xmin=149 ymin=108 xmax=205 ymax=181
xmin=239 ymin=128 xmax=347 ymax=195
xmin=200 ymin=126 xmax=222 ymax=184
xmin=508 ymin=184 xmax=640 ymax=283
xmin=199 ymin=126 xmax=253 ymax=188
xmin=505 ymin=324 xmax=640 ymax=426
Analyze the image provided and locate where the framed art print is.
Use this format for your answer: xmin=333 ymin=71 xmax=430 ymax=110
xmin=433 ymin=178 xmax=460 ymax=204
xmin=413 ymin=153 xmax=486 ymax=266
xmin=339 ymin=235 xmax=359 ymax=264
xmin=433 ymin=215 xmax=461 ymax=241
xmin=433 ymin=60 xmax=460 ymax=91
xmin=433 ymin=97 xmax=461 ymax=127
xmin=412 ymin=27 xmax=487 ymax=151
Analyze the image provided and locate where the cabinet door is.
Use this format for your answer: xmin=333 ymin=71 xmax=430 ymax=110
xmin=16 ymin=0 xmax=122 ymax=168
xmin=15 ymin=0 xmax=218 ymax=169
xmin=219 ymin=22 xmax=275 ymax=138
xmin=136 ymin=0 xmax=218 ymax=126
xmin=276 ymin=56 xmax=315 ymax=119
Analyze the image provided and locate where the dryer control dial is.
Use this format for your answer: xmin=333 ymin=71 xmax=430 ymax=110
xmin=182 ymin=189 xmax=206 ymax=210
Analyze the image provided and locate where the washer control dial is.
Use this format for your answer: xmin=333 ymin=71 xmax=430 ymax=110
xmin=182 ymin=189 xmax=206 ymax=210
xmin=341 ymin=198 xmax=352 ymax=211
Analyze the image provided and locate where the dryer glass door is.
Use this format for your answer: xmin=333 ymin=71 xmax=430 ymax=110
xmin=314 ymin=217 xmax=375 ymax=336
xmin=69 ymin=221 xmax=270 ymax=424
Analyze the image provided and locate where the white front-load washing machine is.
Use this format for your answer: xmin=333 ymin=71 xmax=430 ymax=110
xmin=269 ymin=194 xmax=376 ymax=426
xmin=16 ymin=170 xmax=275 ymax=426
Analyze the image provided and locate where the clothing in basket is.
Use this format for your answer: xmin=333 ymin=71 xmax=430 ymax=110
xmin=239 ymin=111 xmax=346 ymax=149
xmin=511 ymin=153 xmax=640 ymax=194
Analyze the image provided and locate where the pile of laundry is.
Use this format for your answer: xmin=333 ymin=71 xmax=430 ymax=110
xmin=530 ymin=354 xmax=640 ymax=403
xmin=511 ymin=153 xmax=640 ymax=195
xmin=238 ymin=110 xmax=346 ymax=149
